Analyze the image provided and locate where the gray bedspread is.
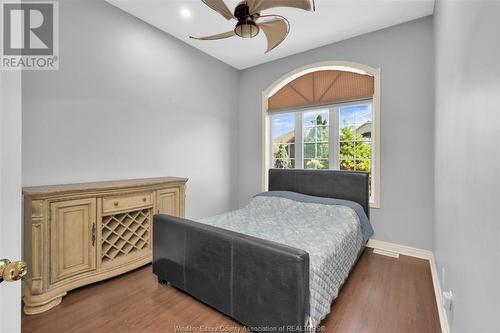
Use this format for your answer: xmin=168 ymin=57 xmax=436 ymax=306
xmin=198 ymin=194 xmax=369 ymax=327
xmin=256 ymin=191 xmax=373 ymax=241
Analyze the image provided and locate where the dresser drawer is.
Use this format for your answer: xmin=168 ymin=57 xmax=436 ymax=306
xmin=102 ymin=192 xmax=153 ymax=214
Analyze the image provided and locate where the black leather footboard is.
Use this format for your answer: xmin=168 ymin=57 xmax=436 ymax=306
xmin=153 ymin=214 xmax=310 ymax=331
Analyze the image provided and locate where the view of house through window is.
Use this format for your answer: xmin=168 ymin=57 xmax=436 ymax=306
xmin=271 ymin=101 xmax=374 ymax=199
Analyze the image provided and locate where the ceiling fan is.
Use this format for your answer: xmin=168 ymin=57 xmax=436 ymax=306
xmin=190 ymin=0 xmax=315 ymax=53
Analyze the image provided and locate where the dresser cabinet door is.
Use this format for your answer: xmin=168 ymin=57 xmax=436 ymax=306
xmin=50 ymin=198 xmax=97 ymax=284
xmin=157 ymin=188 xmax=180 ymax=216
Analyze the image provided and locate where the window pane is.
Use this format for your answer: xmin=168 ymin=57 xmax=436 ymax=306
xmin=272 ymin=113 xmax=295 ymax=144
xmin=303 ymin=143 xmax=329 ymax=160
xmin=273 ymin=158 xmax=295 ymax=169
xmin=303 ymin=127 xmax=316 ymax=143
xmin=355 ymin=141 xmax=371 ymax=163
xmin=339 ymin=103 xmax=373 ymax=141
xmin=304 ymin=126 xmax=329 ymax=143
xmin=304 ymin=159 xmax=329 ymax=170
xmin=318 ymin=159 xmax=329 ymax=169
xmin=318 ymin=143 xmax=329 ymax=159
xmin=355 ymin=159 xmax=371 ymax=172
xmin=340 ymin=160 xmax=355 ymax=171
xmin=316 ymin=126 xmax=329 ymax=142
xmin=303 ymin=110 xmax=329 ymax=168
xmin=272 ymin=113 xmax=295 ymax=169
xmin=304 ymin=143 xmax=315 ymax=159
xmin=273 ymin=143 xmax=295 ymax=159
xmin=339 ymin=141 xmax=354 ymax=160
xmin=339 ymin=103 xmax=372 ymax=126
xmin=304 ymin=109 xmax=329 ymax=126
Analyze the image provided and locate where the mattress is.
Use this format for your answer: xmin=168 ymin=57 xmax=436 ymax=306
xmin=198 ymin=192 xmax=372 ymax=327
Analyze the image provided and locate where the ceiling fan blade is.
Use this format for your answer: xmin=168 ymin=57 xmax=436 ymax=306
xmin=190 ymin=30 xmax=236 ymax=40
xmin=257 ymin=16 xmax=290 ymax=53
xmin=201 ymin=0 xmax=235 ymax=20
xmin=248 ymin=0 xmax=315 ymax=15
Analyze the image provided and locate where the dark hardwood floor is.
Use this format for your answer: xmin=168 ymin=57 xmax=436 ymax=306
xmin=22 ymin=249 xmax=441 ymax=333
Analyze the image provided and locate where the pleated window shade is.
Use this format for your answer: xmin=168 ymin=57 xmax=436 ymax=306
xmin=268 ymin=70 xmax=374 ymax=112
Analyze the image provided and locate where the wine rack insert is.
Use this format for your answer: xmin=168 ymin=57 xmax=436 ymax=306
xmin=101 ymin=208 xmax=152 ymax=263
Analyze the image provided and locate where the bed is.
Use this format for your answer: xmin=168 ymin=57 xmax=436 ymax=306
xmin=153 ymin=169 xmax=373 ymax=331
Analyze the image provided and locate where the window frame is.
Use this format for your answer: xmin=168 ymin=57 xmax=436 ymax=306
xmin=261 ymin=61 xmax=381 ymax=209
xmin=269 ymin=100 xmax=376 ymax=204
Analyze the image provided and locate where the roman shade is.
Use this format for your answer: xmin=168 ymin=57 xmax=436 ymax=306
xmin=268 ymin=70 xmax=374 ymax=112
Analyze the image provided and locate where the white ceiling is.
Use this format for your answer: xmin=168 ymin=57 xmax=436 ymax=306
xmin=107 ymin=0 xmax=434 ymax=70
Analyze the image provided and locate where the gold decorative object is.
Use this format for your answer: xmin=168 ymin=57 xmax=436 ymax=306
xmin=0 ymin=259 xmax=28 ymax=283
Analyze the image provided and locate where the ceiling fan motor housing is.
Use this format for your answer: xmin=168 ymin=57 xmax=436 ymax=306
xmin=234 ymin=2 xmax=251 ymax=19
xmin=234 ymin=2 xmax=259 ymax=38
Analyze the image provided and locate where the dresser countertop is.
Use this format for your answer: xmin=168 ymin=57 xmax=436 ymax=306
xmin=23 ymin=177 xmax=188 ymax=197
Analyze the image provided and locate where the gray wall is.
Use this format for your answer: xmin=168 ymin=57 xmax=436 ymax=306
xmin=434 ymin=1 xmax=500 ymax=332
xmin=22 ymin=1 xmax=239 ymax=219
xmin=238 ymin=17 xmax=435 ymax=249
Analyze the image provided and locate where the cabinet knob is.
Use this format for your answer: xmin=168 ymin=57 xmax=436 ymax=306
xmin=142 ymin=197 xmax=147 ymax=202
xmin=114 ymin=201 xmax=118 ymax=207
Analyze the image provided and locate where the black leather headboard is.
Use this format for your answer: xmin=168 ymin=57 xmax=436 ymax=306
xmin=268 ymin=169 xmax=370 ymax=219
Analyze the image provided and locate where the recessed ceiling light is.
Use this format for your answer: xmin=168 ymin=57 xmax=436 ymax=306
xmin=180 ymin=8 xmax=191 ymax=18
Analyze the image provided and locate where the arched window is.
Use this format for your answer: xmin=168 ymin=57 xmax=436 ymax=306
xmin=262 ymin=61 xmax=381 ymax=208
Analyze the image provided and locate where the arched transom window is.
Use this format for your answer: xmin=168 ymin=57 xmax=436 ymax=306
xmin=262 ymin=62 xmax=380 ymax=208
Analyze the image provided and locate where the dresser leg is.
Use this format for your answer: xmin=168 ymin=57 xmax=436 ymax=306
xmin=23 ymin=294 xmax=65 ymax=315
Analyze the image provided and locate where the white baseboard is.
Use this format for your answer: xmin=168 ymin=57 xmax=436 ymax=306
xmin=372 ymin=248 xmax=399 ymax=258
xmin=366 ymin=239 xmax=450 ymax=333
xmin=429 ymin=253 xmax=451 ymax=333
xmin=367 ymin=239 xmax=433 ymax=260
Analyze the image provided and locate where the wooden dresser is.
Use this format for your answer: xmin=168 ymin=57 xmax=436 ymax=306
xmin=22 ymin=177 xmax=187 ymax=314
